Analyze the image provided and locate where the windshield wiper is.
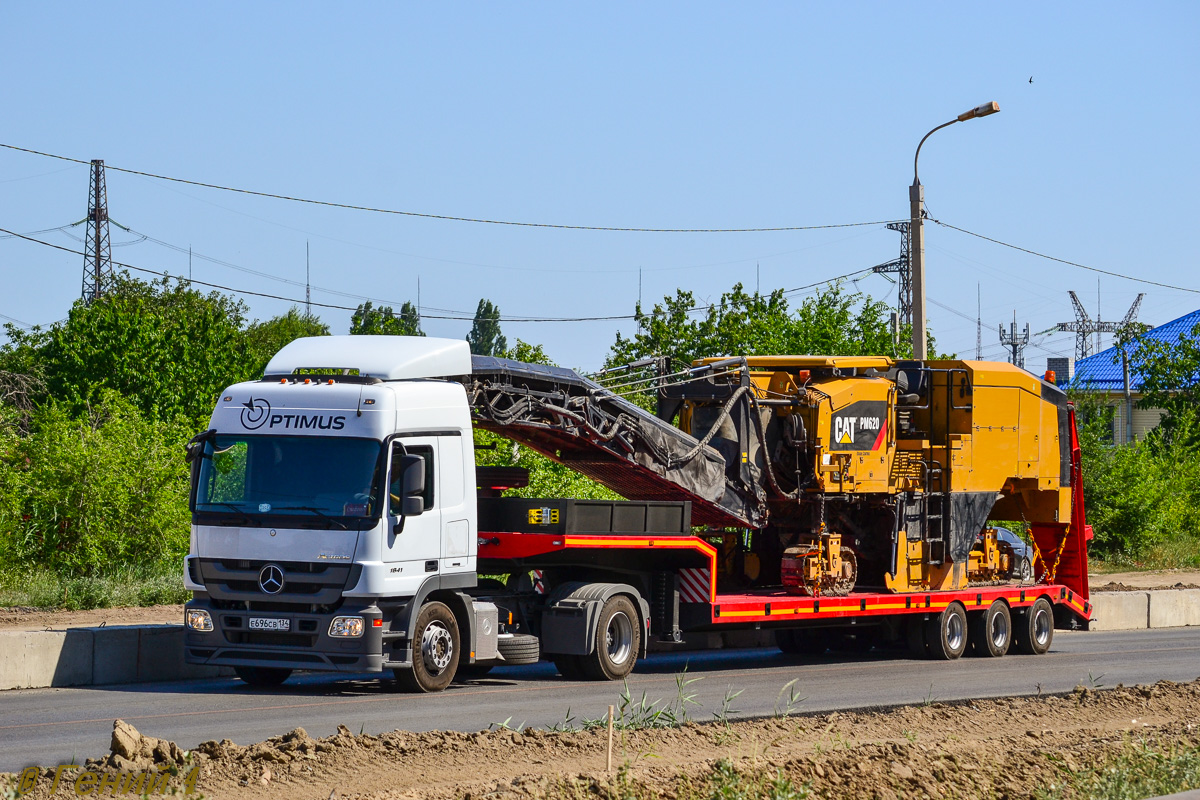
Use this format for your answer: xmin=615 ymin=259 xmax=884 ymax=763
xmin=271 ymin=506 xmax=350 ymax=530
xmin=200 ymin=502 xmax=254 ymax=526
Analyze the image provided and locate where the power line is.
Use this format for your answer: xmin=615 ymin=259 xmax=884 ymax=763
xmin=0 ymin=142 xmax=903 ymax=234
xmin=0 ymin=226 xmax=874 ymax=323
xmin=931 ymin=219 xmax=1200 ymax=294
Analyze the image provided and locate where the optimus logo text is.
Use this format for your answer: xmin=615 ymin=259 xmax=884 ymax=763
xmin=240 ymin=397 xmax=346 ymax=431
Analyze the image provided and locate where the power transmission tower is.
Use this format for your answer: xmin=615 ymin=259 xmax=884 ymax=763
xmin=80 ymin=159 xmax=113 ymax=303
xmin=999 ymin=313 xmax=1030 ymax=369
xmin=871 ymin=221 xmax=912 ymax=326
xmin=1055 ymin=291 xmax=1145 ymax=360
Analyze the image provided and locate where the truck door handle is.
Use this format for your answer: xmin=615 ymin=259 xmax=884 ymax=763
xmin=425 ymin=560 xmax=438 ymax=572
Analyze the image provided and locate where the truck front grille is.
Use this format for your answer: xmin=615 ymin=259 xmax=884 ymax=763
xmin=198 ymin=559 xmax=359 ymax=613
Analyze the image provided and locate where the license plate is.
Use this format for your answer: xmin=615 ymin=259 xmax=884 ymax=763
xmin=249 ymin=617 xmax=290 ymax=631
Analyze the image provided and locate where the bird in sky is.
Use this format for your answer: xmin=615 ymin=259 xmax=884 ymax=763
xmin=1029 ymin=76 xmax=1034 ymax=84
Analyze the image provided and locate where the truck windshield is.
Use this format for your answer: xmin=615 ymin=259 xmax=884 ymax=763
xmin=194 ymin=435 xmax=382 ymax=523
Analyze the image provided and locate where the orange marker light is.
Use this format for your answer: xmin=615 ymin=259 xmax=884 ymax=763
xmin=372 ymin=618 xmax=383 ymax=627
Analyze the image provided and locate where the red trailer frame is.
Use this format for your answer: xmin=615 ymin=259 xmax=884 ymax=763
xmin=478 ymin=406 xmax=1093 ymax=636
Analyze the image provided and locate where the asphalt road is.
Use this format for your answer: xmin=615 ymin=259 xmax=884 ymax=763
xmin=2 ymin=627 xmax=1199 ymax=773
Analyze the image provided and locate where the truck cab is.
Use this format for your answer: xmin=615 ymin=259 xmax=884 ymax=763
xmin=184 ymin=336 xmax=489 ymax=691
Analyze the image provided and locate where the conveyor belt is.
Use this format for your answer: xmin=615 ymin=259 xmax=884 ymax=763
xmin=461 ymin=356 xmax=764 ymax=529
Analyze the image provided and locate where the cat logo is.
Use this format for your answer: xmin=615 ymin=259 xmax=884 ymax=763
xmin=528 ymin=507 xmax=560 ymax=525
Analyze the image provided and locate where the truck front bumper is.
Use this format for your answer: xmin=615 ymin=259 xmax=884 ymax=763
xmin=184 ymin=598 xmax=386 ymax=673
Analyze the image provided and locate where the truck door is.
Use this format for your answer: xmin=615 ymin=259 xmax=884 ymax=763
xmin=383 ymin=439 xmax=442 ymax=570
xmin=436 ymin=436 xmax=472 ymax=576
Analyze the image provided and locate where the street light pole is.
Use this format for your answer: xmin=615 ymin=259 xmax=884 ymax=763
xmin=910 ymin=101 xmax=1000 ymax=360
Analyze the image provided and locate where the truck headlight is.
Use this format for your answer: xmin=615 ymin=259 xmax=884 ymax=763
xmin=329 ymin=616 xmax=364 ymax=638
xmin=186 ymin=609 xmax=213 ymax=632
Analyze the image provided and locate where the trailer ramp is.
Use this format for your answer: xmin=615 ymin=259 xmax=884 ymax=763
xmin=462 ymin=356 xmax=764 ymax=529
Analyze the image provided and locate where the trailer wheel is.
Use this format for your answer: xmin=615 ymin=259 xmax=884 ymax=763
xmin=924 ymin=602 xmax=968 ymax=660
xmin=580 ymin=595 xmax=641 ymax=680
xmin=969 ymin=601 xmax=1011 ymax=658
xmin=395 ymin=601 xmax=459 ymax=692
xmin=233 ymin=666 xmax=292 ymax=687
xmin=1013 ymin=597 xmax=1054 ymax=655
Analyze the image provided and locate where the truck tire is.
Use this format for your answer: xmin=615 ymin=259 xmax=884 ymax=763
xmin=924 ymin=602 xmax=968 ymax=660
xmin=233 ymin=666 xmax=292 ymax=687
xmin=1013 ymin=597 xmax=1054 ymax=655
xmin=395 ymin=601 xmax=460 ymax=693
xmin=497 ymin=633 xmax=540 ymax=665
xmin=969 ymin=600 xmax=1011 ymax=658
xmin=580 ymin=595 xmax=641 ymax=680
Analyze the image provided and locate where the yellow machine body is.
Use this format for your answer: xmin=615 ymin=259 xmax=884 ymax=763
xmin=682 ymin=356 xmax=1071 ymax=595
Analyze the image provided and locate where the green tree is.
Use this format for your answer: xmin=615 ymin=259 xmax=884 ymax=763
xmin=1128 ymin=321 xmax=1200 ymax=445
xmin=349 ymin=301 xmax=424 ymax=336
xmin=244 ymin=307 xmax=330 ymax=376
xmin=467 ymin=299 xmax=507 ymax=356
xmin=0 ymin=392 xmax=191 ymax=575
xmin=607 ymin=282 xmax=916 ymax=372
xmin=38 ymin=275 xmax=250 ymax=429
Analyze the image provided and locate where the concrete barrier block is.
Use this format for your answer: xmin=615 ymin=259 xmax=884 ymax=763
xmin=91 ymin=626 xmax=141 ymax=685
xmin=136 ymin=625 xmax=227 ymax=682
xmin=1089 ymin=592 xmax=1150 ymax=631
xmin=0 ymin=629 xmax=93 ymax=690
xmin=1148 ymin=589 xmax=1200 ymax=628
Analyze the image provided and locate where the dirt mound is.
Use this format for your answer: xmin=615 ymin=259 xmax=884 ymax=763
xmin=5 ymin=680 xmax=1200 ymax=799
xmin=1093 ymin=581 xmax=1200 ymax=592
xmin=0 ymin=604 xmax=183 ymax=631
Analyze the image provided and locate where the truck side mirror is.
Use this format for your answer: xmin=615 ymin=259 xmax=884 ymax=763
xmin=398 ymin=454 xmax=425 ymax=517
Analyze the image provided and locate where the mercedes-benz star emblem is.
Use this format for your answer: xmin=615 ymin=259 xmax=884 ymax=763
xmin=258 ymin=564 xmax=285 ymax=595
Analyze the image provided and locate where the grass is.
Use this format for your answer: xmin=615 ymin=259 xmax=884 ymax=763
xmin=0 ymin=562 xmax=188 ymax=610
xmin=1091 ymin=536 xmax=1200 ymax=572
xmin=1037 ymin=737 xmax=1200 ymax=800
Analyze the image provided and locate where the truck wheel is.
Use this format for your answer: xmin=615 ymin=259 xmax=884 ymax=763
xmin=924 ymin=602 xmax=968 ymax=660
xmin=396 ymin=601 xmax=460 ymax=692
xmin=233 ymin=666 xmax=292 ymax=687
xmin=497 ymin=633 xmax=540 ymax=665
xmin=969 ymin=601 xmax=1011 ymax=657
xmin=580 ymin=595 xmax=641 ymax=680
xmin=1013 ymin=597 xmax=1054 ymax=655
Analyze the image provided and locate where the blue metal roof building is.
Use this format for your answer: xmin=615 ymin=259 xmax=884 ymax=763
xmin=1070 ymin=308 xmax=1200 ymax=392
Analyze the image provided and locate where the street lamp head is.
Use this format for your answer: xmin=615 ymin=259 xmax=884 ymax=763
xmin=957 ymin=101 xmax=1000 ymax=122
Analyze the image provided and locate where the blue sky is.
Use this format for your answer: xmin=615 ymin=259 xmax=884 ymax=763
xmin=2 ymin=3 xmax=1197 ymax=370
